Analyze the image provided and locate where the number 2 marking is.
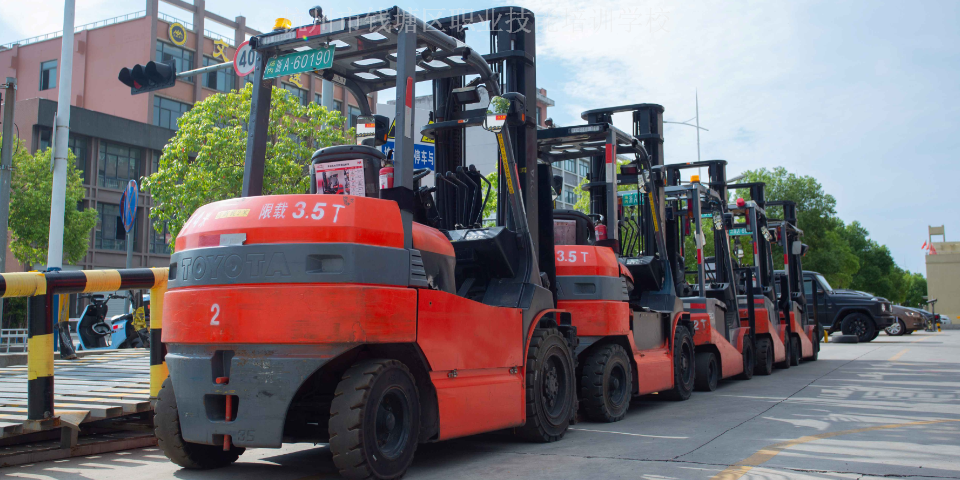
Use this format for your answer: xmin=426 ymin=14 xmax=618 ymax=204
xmin=210 ymin=304 xmax=220 ymax=326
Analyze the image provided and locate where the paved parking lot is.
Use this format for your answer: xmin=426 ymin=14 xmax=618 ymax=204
xmin=6 ymin=330 xmax=959 ymax=480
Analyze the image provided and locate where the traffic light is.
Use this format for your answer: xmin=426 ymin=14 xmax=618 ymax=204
xmin=118 ymin=60 xmax=176 ymax=94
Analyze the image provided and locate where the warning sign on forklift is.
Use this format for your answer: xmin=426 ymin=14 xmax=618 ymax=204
xmin=381 ymin=119 xmax=435 ymax=170
xmin=314 ymin=160 xmax=365 ymax=196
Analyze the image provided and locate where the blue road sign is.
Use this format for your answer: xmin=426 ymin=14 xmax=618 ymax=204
xmin=381 ymin=140 xmax=435 ymax=171
xmin=119 ymin=180 xmax=138 ymax=233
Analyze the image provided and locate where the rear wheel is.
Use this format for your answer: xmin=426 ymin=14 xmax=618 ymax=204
xmin=841 ymin=313 xmax=876 ymax=343
xmin=754 ymin=337 xmax=774 ymax=375
xmin=329 ymin=359 xmax=420 ymax=480
xmin=694 ymin=352 xmax=719 ymax=392
xmin=517 ymin=328 xmax=575 ymax=442
xmin=662 ymin=325 xmax=695 ymax=400
xmin=581 ymin=344 xmax=632 ymax=423
xmin=789 ymin=336 xmax=801 ymax=366
xmin=809 ymin=328 xmax=820 ymax=361
xmin=155 ymin=378 xmax=244 ymax=469
xmin=775 ymin=334 xmax=792 ymax=370
xmin=737 ymin=338 xmax=755 ymax=380
xmin=886 ymin=319 xmax=905 ymax=336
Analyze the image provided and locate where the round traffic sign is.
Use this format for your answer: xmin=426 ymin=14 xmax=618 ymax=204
xmin=119 ymin=180 xmax=138 ymax=234
xmin=234 ymin=40 xmax=256 ymax=77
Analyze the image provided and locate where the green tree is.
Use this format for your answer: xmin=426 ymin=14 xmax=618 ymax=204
xmin=143 ymin=85 xmax=351 ymax=244
xmin=840 ymin=221 xmax=904 ymax=301
xmin=2 ymin=135 xmax=97 ymax=268
xmin=902 ymin=272 xmax=927 ymax=308
xmin=737 ymin=167 xmax=859 ymax=287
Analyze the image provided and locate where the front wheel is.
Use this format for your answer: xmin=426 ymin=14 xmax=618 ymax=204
xmin=755 ymin=337 xmax=774 ymax=375
xmin=737 ymin=338 xmax=755 ymax=380
xmin=841 ymin=313 xmax=876 ymax=343
xmin=329 ymin=359 xmax=421 ymax=480
xmin=581 ymin=344 xmax=632 ymax=423
xmin=662 ymin=325 xmax=695 ymax=400
xmin=517 ymin=328 xmax=575 ymax=442
xmin=886 ymin=319 xmax=905 ymax=336
xmin=789 ymin=336 xmax=801 ymax=366
xmin=155 ymin=378 xmax=244 ymax=469
xmin=775 ymin=334 xmax=792 ymax=370
xmin=694 ymin=352 xmax=719 ymax=392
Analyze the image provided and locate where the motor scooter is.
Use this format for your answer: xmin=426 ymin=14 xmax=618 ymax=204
xmin=75 ymin=293 xmax=148 ymax=350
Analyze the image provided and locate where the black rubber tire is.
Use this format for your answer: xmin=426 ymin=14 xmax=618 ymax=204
xmin=775 ymin=334 xmax=792 ymax=370
xmin=834 ymin=334 xmax=860 ymax=344
xmin=886 ymin=319 xmax=906 ymax=336
xmin=155 ymin=378 xmax=244 ymax=469
xmin=329 ymin=359 xmax=421 ymax=480
xmin=662 ymin=325 xmax=695 ymax=401
xmin=581 ymin=344 xmax=632 ymax=423
xmin=754 ymin=337 xmax=774 ymax=376
xmin=809 ymin=328 xmax=820 ymax=361
xmin=789 ymin=336 xmax=801 ymax=366
xmin=841 ymin=313 xmax=877 ymax=343
xmin=517 ymin=328 xmax=575 ymax=442
xmin=867 ymin=329 xmax=880 ymax=342
xmin=694 ymin=352 xmax=719 ymax=392
xmin=737 ymin=338 xmax=755 ymax=380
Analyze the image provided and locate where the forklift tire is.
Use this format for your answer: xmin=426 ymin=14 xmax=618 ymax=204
xmin=737 ymin=338 xmax=755 ymax=380
xmin=662 ymin=326 xmax=695 ymax=401
xmin=694 ymin=352 xmax=719 ymax=392
xmin=581 ymin=344 xmax=632 ymax=423
xmin=754 ymin=337 xmax=774 ymax=376
xmin=329 ymin=359 xmax=420 ymax=480
xmin=789 ymin=336 xmax=801 ymax=366
xmin=517 ymin=328 xmax=575 ymax=442
xmin=155 ymin=378 xmax=245 ymax=469
xmin=841 ymin=313 xmax=876 ymax=343
xmin=809 ymin=329 xmax=820 ymax=361
xmin=775 ymin=334 xmax=792 ymax=370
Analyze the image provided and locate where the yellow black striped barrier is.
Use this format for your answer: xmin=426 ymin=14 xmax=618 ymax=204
xmin=0 ymin=268 xmax=169 ymax=420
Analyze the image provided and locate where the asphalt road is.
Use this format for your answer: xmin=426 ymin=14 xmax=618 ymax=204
xmin=7 ymin=330 xmax=959 ymax=480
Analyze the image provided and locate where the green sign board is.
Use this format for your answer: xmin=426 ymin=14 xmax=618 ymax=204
xmin=701 ymin=213 xmax=713 ymax=218
xmin=264 ymin=45 xmax=336 ymax=79
xmin=729 ymin=227 xmax=751 ymax=236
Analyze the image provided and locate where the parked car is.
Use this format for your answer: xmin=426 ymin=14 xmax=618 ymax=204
xmin=887 ymin=305 xmax=925 ymax=336
xmin=801 ymin=271 xmax=896 ymax=342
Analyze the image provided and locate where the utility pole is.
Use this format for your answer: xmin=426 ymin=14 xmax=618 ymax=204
xmin=0 ymin=77 xmax=17 ymax=323
xmin=47 ymin=0 xmax=76 ymax=271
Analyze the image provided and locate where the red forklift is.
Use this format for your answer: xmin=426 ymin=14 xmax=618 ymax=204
xmin=727 ymin=182 xmax=791 ymax=374
xmin=663 ymin=161 xmax=754 ymax=391
xmin=153 ymin=8 xmax=580 ymax=479
xmin=538 ymin=104 xmax=696 ymax=422
xmin=769 ymin=201 xmax=820 ymax=362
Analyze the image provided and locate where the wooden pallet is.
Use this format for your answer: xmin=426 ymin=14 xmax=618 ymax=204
xmin=0 ymin=350 xmax=152 ymax=440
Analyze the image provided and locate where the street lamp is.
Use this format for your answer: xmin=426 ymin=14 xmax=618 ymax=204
xmin=663 ymin=90 xmax=709 ymax=165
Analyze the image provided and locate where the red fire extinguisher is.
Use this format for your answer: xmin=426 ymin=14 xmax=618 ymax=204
xmin=595 ymin=224 xmax=607 ymax=241
xmin=380 ymin=151 xmax=395 ymax=189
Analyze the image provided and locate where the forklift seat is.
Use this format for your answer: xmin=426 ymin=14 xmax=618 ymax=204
xmin=554 ymin=209 xmax=595 ymax=246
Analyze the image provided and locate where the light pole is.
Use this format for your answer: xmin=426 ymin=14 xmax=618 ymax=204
xmin=664 ymin=91 xmax=708 ymax=176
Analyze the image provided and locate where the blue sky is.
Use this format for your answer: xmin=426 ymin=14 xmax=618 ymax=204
xmin=3 ymin=0 xmax=958 ymax=275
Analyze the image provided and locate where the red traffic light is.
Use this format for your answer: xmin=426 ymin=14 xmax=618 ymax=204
xmin=118 ymin=60 xmax=176 ymax=95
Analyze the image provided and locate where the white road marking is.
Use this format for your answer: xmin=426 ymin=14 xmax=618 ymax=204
xmin=570 ymin=427 xmax=688 ymax=439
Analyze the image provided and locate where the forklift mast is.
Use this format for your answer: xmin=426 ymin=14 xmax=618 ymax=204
xmin=768 ymin=200 xmax=807 ymax=314
xmin=728 ymin=182 xmax=777 ymax=304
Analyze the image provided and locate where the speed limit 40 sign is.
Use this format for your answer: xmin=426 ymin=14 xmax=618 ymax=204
xmin=234 ymin=40 xmax=256 ymax=77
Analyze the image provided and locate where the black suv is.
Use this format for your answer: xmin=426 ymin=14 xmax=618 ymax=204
xmin=799 ymin=271 xmax=895 ymax=342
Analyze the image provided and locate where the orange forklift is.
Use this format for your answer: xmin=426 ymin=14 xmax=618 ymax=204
xmin=727 ymin=183 xmax=791 ymax=374
xmin=663 ymin=161 xmax=753 ymax=391
xmin=538 ymin=104 xmax=696 ymax=422
xmin=769 ymin=200 xmax=820 ymax=362
xmin=153 ymin=8 xmax=580 ymax=479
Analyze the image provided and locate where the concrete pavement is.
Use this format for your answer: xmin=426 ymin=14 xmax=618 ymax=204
xmin=5 ymin=330 xmax=959 ymax=480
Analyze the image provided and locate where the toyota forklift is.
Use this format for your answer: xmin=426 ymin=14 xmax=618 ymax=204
xmin=155 ymin=8 xmax=580 ymax=479
xmin=769 ymin=200 xmax=820 ymax=362
xmin=537 ymin=104 xmax=695 ymax=423
xmin=662 ymin=160 xmax=753 ymax=391
xmin=726 ymin=182 xmax=790 ymax=374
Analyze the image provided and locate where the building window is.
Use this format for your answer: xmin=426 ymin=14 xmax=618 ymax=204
xmin=334 ymin=100 xmax=343 ymax=112
xmin=40 ymin=60 xmax=57 ymax=91
xmin=153 ymin=97 xmax=191 ymax=130
xmin=348 ymin=106 xmax=362 ymax=127
xmin=564 ymin=190 xmax=577 ymax=205
xmin=282 ymin=84 xmax=307 ymax=105
xmin=579 ymin=160 xmax=589 ymax=178
xmin=149 ymin=217 xmax=171 ymax=255
xmin=37 ymin=131 xmax=89 ymax=183
xmin=155 ymin=41 xmax=194 ymax=83
xmin=314 ymin=93 xmax=323 ymax=105
xmin=203 ymin=57 xmax=236 ymax=92
xmin=96 ymin=203 xmax=137 ymax=251
xmin=98 ymin=141 xmax=141 ymax=190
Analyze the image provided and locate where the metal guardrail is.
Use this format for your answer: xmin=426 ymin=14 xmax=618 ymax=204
xmin=0 ymin=328 xmax=28 ymax=352
xmin=0 ymin=11 xmax=147 ymax=51
xmin=158 ymin=12 xmax=194 ymax=31
xmin=204 ymin=29 xmax=234 ymax=46
xmin=0 ymin=268 xmax=168 ymax=421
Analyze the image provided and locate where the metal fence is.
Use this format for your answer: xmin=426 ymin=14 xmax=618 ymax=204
xmin=0 ymin=268 xmax=168 ymax=421
xmin=0 ymin=328 xmax=27 ymax=353
xmin=0 ymin=11 xmax=146 ymax=51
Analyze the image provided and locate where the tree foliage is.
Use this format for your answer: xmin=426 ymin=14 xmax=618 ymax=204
xmin=143 ymin=85 xmax=351 ymax=245
xmin=3 ymin=135 xmax=96 ymax=268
